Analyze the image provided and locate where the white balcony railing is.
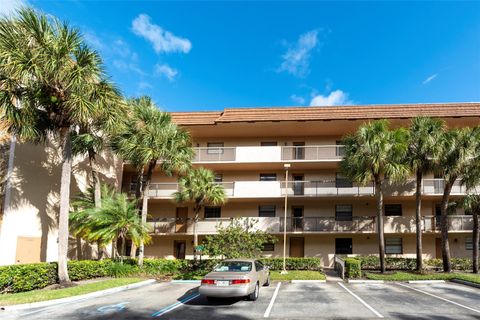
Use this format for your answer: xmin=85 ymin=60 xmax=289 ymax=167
xmin=147 ymin=215 xmax=473 ymax=235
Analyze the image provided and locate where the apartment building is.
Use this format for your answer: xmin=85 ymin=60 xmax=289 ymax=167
xmin=122 ymin=103 xmax=480 ymax=267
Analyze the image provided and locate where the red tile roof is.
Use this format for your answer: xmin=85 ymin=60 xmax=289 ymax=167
xmin=170 ymin=103 xmax=480 ymax=126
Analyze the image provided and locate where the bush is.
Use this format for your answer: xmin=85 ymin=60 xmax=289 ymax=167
xmin=0 ymin=263 xmax=57 ymax=293
xmin=259 ymin=258 xmax=322 ymax=271
xmin=68 ymin=260 xmax=116 ymax=281
xmin=345 ymin=258 xmax=361 ymax=279
xmin=142 ymin=258 xmax=188 ymax=275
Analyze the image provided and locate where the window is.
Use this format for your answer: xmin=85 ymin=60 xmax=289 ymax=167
xmin=335 ymin=238 xmax=352 ymax=254
xmin=385 ymin=204 xmax=402 ymax=216
xmin=259 ymin=205 xmax=276 ymax=217
xmin=336 ymin=140 xmax=345 ymax=157
xmin=336 ymin=173 xmax=353 ymax=188
xmin=214 ymin=174 xmax=223 ymax=183
xmin=293 ymin=142 xmax=305 ymax=160
xmin=207 ymin=142 xmax=224 ymax=154
xmin=465 ymin=237 xmax=478 ymax=251
xmin=260 ymin=173 xmax=277 ymax=181
xmin=204 ymin=206 xmax=221 ymax=218
xmin=261 ymin=243 xmax=275 ymax=252
xmin=385 ymin=238 xmax=403 ymax=254
xmin=335 ymin=205 xmax=353 ymax=221
xmin=255 ymin=260 xmax=265 ymax=270
xmin=261 ymin=141 xmax=277 ymax=146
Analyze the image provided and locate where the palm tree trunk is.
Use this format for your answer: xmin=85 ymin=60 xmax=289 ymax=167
xmin=130 ymin=243 xmax=137 ymax=258
xmin=58 ymin=127 xmax=72 ymax=284
xmin=138 ymin=160 xmax=156 ymax=266
xmin=415 ymin=169 xmax=423 ymax=271
xmin=120 ymin=235 xmax=126 ymax=263
xmin=193 ymin=205 xmax=200 ymax=261
xmin=473 ymin=209 xmax=479 ymax=274
xmin=87 ymin=150 xmax=101 ymax=209
xmin=440 ymin=177 xmax=455 ymax=273
xmin=375 ymin=177 xmax=386 ymax=273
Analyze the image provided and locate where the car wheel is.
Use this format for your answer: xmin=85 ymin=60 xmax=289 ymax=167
xmin=264 ymin=276 xmax=270 ymax=287
xmin=248 ymin=282 xmax=259 ymax=301
xmin=206 ymin=296 xmax=215 ymax=302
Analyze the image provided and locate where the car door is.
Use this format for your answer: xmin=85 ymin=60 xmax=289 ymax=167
xmin=255 ymin=260 xmax=266 ymax=284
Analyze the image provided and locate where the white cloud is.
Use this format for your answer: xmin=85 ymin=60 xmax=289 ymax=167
xmin=290 ymin=94 xmax=306 ymax=105
xmin=278 ymin=30 xmax=319 ymax=78
xmin=155 ymin=64 xmax=178 ymax=81
xmin=423 ymin=73 xmax=438 ymax=85
xmin=132 ymin=14 xmax=192 ymax=54
xmin=309 ymin=90 xmax=352 ymax=106
xmin=113 ymin=60 xmax=145 ymax=76
xmin=0 ymin=0 xmax=28 ymax=16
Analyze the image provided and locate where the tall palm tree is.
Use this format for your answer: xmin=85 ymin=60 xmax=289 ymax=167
xmin=111 ymin=96 xmax=193 ymax=265
xmin=173 ymin=167 xmax=227 ymax=261
xmin=341 ymin=120 xmax=409 ymax=273
xmin=407 ymin=117 xmax=445 ymax=271
xmin=0 ymin=8 xmax=121 ymax=283
xmin=70 ymin=189 xmax=151 ymax=260
xmin=463 ymin=194 xmax=480 ymax=273
xmin=437 ymin=127 xmax=479 ymax=272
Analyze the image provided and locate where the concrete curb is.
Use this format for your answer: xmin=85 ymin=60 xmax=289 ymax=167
xmin=290 ymin=280 xmax=326 ymax=283
xmin=170 ymin=280 xmax=201 ymax=284
xmin=407 ymin=280 xmax=445 ymax=284
xmin=347 ymin=279 xmax=384 ymax=284
xmin=451 ymin=279 xmax=480 ymax=289
xmin=1 ymin=279 xmax=156 ymax=311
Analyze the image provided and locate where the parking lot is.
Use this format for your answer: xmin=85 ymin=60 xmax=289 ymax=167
xmin=2 ymin=281 xmax=479 ymax=319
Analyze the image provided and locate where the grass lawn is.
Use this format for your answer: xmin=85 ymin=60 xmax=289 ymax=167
xmin=365 ymin=271 xmax=480 ymax=284
xmin=270 ymin=270 xmax=326 ymax=281
xmin=0 ymin=277 xmax=145 ymax=306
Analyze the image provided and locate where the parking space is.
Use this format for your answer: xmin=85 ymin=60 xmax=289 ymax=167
xmin=2 ymin=281 xmax=479 ymax=319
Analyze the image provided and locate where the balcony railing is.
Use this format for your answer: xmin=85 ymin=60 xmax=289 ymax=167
xmin=147 ymin=215 xmax=473 ymax=235
xmin=281 ymin=145 xmax=345 ymax=161
xmin=124 ymin=179 xmax=477 ymax=199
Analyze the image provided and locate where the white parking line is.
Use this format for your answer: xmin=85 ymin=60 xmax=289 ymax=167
xmin=338 ymin=283 xmax=384 ymax=318
xmin=397 ymin=283 xmax=480 ymax=314
xmin=263 ymin=282 xmax=281 ymax=318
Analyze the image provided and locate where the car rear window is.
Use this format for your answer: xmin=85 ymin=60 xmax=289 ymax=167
xmin=214 ymin=261 xmax=252 ymax=272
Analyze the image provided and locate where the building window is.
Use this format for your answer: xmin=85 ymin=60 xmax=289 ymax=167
xmin=204 ymin=206 xmax=221 ymax=218
xmin=207 ymin=142 xmax=224 ymax=154
xmin=261 ymin=141 xmax=277 ymax=146
xmin=335 ymin=204 xmax=353 ymax=221
xmin=465 ymin=237 xmax=478 ymax=250
xmin=260 ymin=173 xmax=277 ymax=181
xmin=259 ymin=205 xmax=276 ymax=217
xmin=336 ymin=173 xmax=353 ymax=188
xmin=336 ymin=140 xmax=345 ymax=157
xmin=385 ymin=238 xmax=403 ymax=254
xmin=385 ymin=204 xmax=402 ymax=216
xmin=293 ymin=142 xmax=305 ymax=160
xmin=262 ymin=243 xmax=275 ymax=251
xmin=214 ymin=174 xmax=223 ymax=183
xmin=335 ymin=238 xmax=352 ymax=254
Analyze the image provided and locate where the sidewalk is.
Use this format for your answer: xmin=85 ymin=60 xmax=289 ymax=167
xmin=324 ymin=268 xmax=343 ymax=282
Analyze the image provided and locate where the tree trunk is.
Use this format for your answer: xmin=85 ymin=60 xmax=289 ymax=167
xmin=440 ymin=177 xmax=455 ymax=273
xmin=138 ymin=160 xmax=156 ymax=266
xmin=58 ymin=127 xmax=73 ymax=283
xmin=375 ymin=177 xmax=386 ymax=273
xmin=473 ymin=209 xmax=479 ymax=274
xmin=87 ymin=150 xmax=101 ymax=209
xmin=76 ymin=236 xmax=83 ymax=260
xmin=120 ymin=235 xmax=126 ymax=263
xmin=193 ymin=205 xmax=200 ymax=261
xmin=130 ymin=243 xmax=137 ymax=258
xmin=415 ymin=169 xmax=423 ymax=271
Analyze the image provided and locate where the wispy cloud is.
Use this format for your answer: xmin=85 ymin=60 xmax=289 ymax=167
xmin=0 ymin=0 xmax=28 ymax=16
xmin=132 ymin=14 xmax=192 ymax=54
xmin=422 ymin=73 xmax=438 ymax=85
xmin=278 ymin=30 xmax=319 ymax=78
xmin=155 ymin=64 xmax=178 ymax=81
xmin=290 ymin=94 xmax=306 ymax=105
xmin=310 ymin=90 xmax=352 ymax=106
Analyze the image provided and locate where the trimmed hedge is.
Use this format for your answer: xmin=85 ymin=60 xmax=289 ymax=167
xmin=259 ymin=258 xmax=322 ymax=271
xmin=355 ymin=256 xmax=473 ymax=271
xmin=344 ymin=258 xmax=361 ymax=279
xmin=0 ymin=263 xmax=57 ymax=293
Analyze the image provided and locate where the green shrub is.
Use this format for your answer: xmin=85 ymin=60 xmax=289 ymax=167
xmin=345 ymin=258 xmax=361 ymax=279
xmin=259 ymin=258 xmax=322 ymax=271
xmin=68 ymin=260 xmax=115 ymax=281
xmin=142 ymin=258 xmax=188 ymax=275
xmin=0 ymin=263 xmax=57 ymax=293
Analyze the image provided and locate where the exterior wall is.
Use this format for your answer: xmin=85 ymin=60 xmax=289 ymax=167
xmin=0 ymin=138 xmax=123 ymax=265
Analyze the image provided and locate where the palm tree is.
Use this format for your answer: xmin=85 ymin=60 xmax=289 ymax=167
xmin=173 ymin=167 xmax=227 ymax=261
xmin=70 ymin=189 xmax=151 ymax=261
xmin=407 ymin=117 xmax=445 ymax=271
xmin=111 ymin=96 xmax=193 ymax=265
xmin=341 ymin=120 xmax=409 ymax=273
xmin=437 ymin=127 xmax=479 ymax=272
xmin=463 ymin=194 xmax=480 ymax=273
xmin=0 ymin=8 xmax=121 ymax=283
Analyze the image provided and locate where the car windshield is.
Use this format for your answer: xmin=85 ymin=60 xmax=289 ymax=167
xmin=213 ymin=261 xmax=252 ymax=272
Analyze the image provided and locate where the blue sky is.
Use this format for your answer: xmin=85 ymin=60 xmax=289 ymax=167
xmin=2 ymin=1 xmax=480 ymax=111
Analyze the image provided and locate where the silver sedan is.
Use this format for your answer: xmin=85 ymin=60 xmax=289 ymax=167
xmin=199 ymin=259 xmax=270 ymax=301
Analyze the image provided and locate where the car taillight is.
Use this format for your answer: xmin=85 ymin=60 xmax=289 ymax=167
xmin=201 ymin=279 xmax=215 ymax=285
xmin=231 ymin=279 xmax=250 ymax=285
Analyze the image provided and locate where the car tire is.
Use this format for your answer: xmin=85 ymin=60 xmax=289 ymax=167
xmin=248 ymin=282 xmax=259 ymax=301
xmin=264 ymin=276 xmax=270 ymax=287
xmin=206 ymin=296 xmax=215 ymax=302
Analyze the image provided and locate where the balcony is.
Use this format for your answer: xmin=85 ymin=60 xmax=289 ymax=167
xmin=192 ymin=145 xmax=344 ymax=163
xmin=147 ymin=215 xmax=473 ymax=235
xmin=125 ymin=179 xmax=474 ymax=199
